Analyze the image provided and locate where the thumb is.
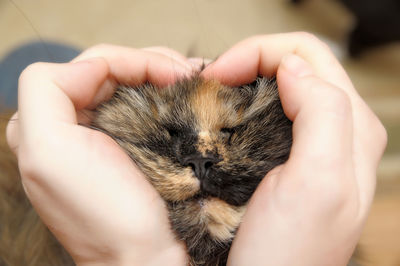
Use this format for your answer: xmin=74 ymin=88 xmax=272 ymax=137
xmin=276 ymin=54 xmax=353 ymax=172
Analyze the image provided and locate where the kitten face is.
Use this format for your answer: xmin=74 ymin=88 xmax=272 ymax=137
xmin=92 ymin=76 xmax=292 ymax=265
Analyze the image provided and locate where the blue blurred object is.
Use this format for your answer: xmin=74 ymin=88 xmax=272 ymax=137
xmin=0 ymin=40 xmax=80 ymax=109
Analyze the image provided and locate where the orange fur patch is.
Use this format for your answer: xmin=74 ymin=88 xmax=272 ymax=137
xmin=144 ymin=157 xmax=200 ymax=201
xmin=202 ymin=198 xmax=246 ymax=241
xmin=191 ymin=80 xmax=224 ymax=131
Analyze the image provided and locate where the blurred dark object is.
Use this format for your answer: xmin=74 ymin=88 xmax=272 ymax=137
xmin=292 ymin=0 xmax=400 ymax=57
xmin=0 ymin=40 xmax=80 ymax=110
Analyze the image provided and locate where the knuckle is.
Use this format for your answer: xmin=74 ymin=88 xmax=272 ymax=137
xmin=370 ymin=114 xmax=388 ymax=150
xmin=377 ymin=120 xmax=388 ymax=148
xmin=294 ymin=31 xmax=333 ymax=53
xmin=19 ymin=62 xmax=48 ymax=82
xmin=295 ymin=31 xmax=320 ymax=42
xmin=84 ymin=43 xmax=113 ymax=55
xmin=358 ymin=103 xmax=388 ymax=154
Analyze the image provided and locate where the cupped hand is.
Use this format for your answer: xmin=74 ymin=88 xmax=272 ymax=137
xmin=203 ymin=32 xmax=387 ymax=266
xmin=6 ymin=45 xmax=192 ymax=266
xmin=6 ymin=33 xmax=387 ymax=266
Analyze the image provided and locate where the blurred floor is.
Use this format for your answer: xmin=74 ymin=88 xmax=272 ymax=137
xmin=0 ymin=0 xmax=399 ymax=265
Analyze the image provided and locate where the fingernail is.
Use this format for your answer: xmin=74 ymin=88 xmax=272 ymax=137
xmin=281 ymin=54 xmax=313 ymax=78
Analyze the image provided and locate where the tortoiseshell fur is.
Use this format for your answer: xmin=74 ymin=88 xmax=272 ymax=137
xmin=92 ymin=76 xmax=293 ymax=266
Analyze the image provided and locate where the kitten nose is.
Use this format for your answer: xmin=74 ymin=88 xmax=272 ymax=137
xmin=183 ymin=155 xmax=217 ymax=180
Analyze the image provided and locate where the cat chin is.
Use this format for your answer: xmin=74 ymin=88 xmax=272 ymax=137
xmin=204 ymin=198 xmax=246 ymax=241
xmin=93 ymin=76 xmax=292 ymax=264
xmin=178 ymin=197 xmax=247 ymax=242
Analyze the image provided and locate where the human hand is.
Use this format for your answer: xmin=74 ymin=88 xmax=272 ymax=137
xmin=203 ymin=32 xmax=387 ymax=266
xmin=6 ymin=45 xmax=192 ymax=266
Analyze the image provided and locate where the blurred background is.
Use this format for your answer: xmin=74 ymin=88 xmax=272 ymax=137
xmin=0 ymin=0 xmax=399 ymax=265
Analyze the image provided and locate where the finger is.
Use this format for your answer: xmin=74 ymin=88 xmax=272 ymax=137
xmin=202 ymin=32 xmax=353 ymax=90
xmin=16 ymin=59 xmax=109 ymax=155
xmin=279 ymin=54 xmax=385 ymax=209
xmin=277 ymin=54 xmax=354 ymax=183
xmin=19 ymin=57 xmax=108 ymax=121
xmin=201 ymin=34 xmax=385 ymax=161
xmin=6 ymin=112 xmax=19 ymax=155
xmin=142 ymin=46 xmax=189 ymax=67
xmin=72 ymin=44 xmax=193 ymax=87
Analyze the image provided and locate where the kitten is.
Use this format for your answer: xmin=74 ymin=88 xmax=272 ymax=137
xmin=91 ymin=76 xmax=292 ymax=266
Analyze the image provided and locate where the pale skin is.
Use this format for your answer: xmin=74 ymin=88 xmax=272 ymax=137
xmin=6 ymin=32 xmax=387 ymax=266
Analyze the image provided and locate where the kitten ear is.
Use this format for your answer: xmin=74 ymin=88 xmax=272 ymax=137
xmin=241 ymin=77 xmax=260 ymax=91
xmin=235 ymin=79 xmax=258 ymax=104
xmin=241 ymin=77 xmax=280 ymax=120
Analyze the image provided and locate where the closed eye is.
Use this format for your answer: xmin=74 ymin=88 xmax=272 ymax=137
xmin=166 ymin=128 xmax=179 ymax=138
xmin=220 ymin=127 xmax=235 ymax=145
